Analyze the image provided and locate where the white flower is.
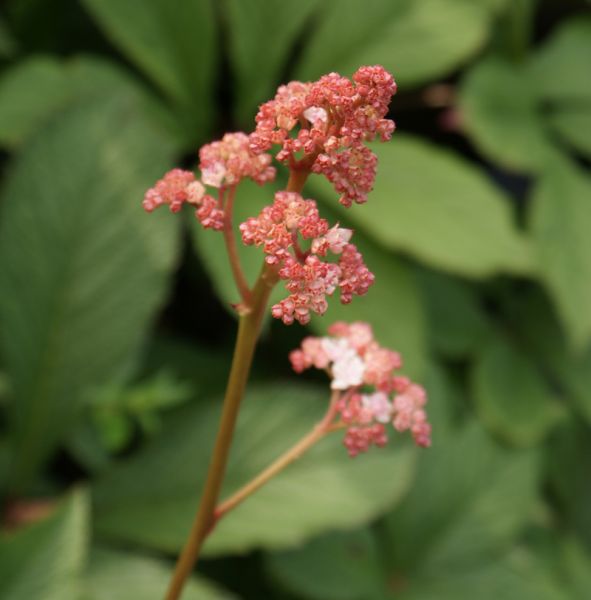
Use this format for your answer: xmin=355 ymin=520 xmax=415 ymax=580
xmin=201 ymin=161 xmax=226 ymax=188
xmin=322 ymin=338 xmax=365 ymax=390
xmin=362 ymin=392 xmax=392 ymax=423
xmin=186 ymin=181 xmax=205 ymax=205
xmin=303 ymin=106 xmax=328 ymax=125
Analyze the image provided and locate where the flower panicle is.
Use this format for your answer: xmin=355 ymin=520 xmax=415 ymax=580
xmin=142 ymin=65 xmax=396 ymax=324
xmin=290 ymin=322 xmax=432 ymax=456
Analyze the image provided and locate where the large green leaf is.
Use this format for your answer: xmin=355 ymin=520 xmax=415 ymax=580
xmin=0 ymin=16 xmax=17 ymax=57
xmin=296 ymin=0 xmax=506 ymax=89
xmin=528 ymin=157 xmax=591 ymax=351
xmin=384 ymin=420 xmax=539 ymax=574
xmin=0 ymin=489 xmax=88 ymax=600
xmin=85 ymin=548 xmax=234 ymax=600
xmin=529 ymin=17 xmax=591 ymax=103
xmin=396 ymin=557 xmax=566 ymax=600
xmin=551 ymin=538 xmax=591 ymax=599
xmin=529 ymin=17 xmax=591 ymax=160
xmin=0 ymin=92 xmax=180 ymax=491
xmin=472 ymin=334 xmax=565 ymax=446
xmin=266 ymin=529 xmax=388 ymax=600
xmin=546 ymin=419 xmax=591 ymax=551
xmin=225 ymin=0 xmax=321 ymax=124
xmin=415 ymin=269 xmax=491 ymax=359
xmin=548 ymin=108 xmax=591 ymax=159
xmin=94 ymin=384 xmax=416 ymax=555
xmin=81 ymin=0 xmax=216 ymax=141
xmin=312 ymin=135 xmax=533 ymax=278
xmin=0 ymin=55 xmax=181 ymax=150
xmin=0 ymin=56 xmax=68 ymax=148
xmin=501 ymin=288 xmax=591 ymax=425
xmin=460 ymin=58 xmax=555 ymax=173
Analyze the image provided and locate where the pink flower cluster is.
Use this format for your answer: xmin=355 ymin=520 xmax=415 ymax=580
xmin=250 ymin=65 xmax=396 ymax=206
xmin=142 ymin=133 xmax=275 ymax=230
xmin=199 ymin=132 xmax=275 ymax=188
xmin=290 ymin=322 xmax=431 ymax=456
xmin=142 ymin=168 xmax=224 ymax=230
xmin=241 ymin=192 xmax=374 ymax=324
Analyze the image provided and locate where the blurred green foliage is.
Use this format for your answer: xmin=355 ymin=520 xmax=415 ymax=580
xmin=0 ymin=0 xmax=590 ymax=598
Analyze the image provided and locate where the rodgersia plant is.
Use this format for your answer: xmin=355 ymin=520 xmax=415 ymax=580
xmin=143 ymin=65 xmax=431 ymax=600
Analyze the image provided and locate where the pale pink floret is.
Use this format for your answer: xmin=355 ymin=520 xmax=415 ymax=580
xmin=142 ymin=168 xmax=198 ymax=213
xmin=290 ymin=322 xmax=431 ymax=454
xmin=312 ymin=144 xmax=378 ymax=207
xmin=321 ymin=338 xmax=366 ymax=390
xmin=361 ymin=391 xmax=393 ymax=424
xmin=311 ymin=226 xmax=352 ymax=256
xmin=364 ymin=346 xmax=403 ymax=390
xmin=195 ymin=194 xmax=225 ymax=231
xmin=250 ymin=81 xmax=312 ymax=153
xmin=143 ymin=169 xmax=224 ymax=231
xmin=392 ymin=381 xmax=432 ymax=448
xmin=199 ymin=132 xmax=275 ymax=188
xmin=338 ymin=244 xmax=375 ymax=303
xmin=343 ymin=424 xmax=388 ymax=457
xmin=273 ymin=256 xmax=340 ymax=324
xmin=241 ymin=193 xmax=373 ymax=324
xmin=289 ymin=337 xmax=330 ymax=373
xmin=240 ymin=191 xmax=329 ymax=265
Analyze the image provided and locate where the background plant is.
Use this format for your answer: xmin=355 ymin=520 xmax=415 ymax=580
xmin=0 ymin=1 xmax=590 ymax=599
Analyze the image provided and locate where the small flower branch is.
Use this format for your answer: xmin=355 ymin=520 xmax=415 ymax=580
xmin=214 ymin=389 xmax=345 ymax=521
xmin=222 ymin=185 xmax=251 ymax=306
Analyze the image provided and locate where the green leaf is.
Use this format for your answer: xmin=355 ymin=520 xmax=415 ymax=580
xmin=225 ymin=0 xmax=320 ymax=124
xmin=0 ymin=489 xmax=88 ymax=600
xmin=472 ymin=334 xmax=565 ymax=446
xmin=81 ymin=0 xmax=216 ymax=141
xmin=501 ymin=288 xmax=591 ymax=426
xmin=385 ymin=421 xmax=539 ymax=574
xmin=548 ymin=108 xmax=591 ymax=159
xmin=529 ymin=17 xmax=591 ymax=160
xmin=0 ymin=92 xmax=180 ymax=491
xmin=530 ymin=17 xmax=591 ymax=103
xmin=554 ymin=538 xmax=591 ymax=599
xmin=141 ymin=336 xmax=229 ymax=399
xmin=266 ymin=529 xmax=388 ymax=600
xmin=0 ymin=17 xmax=17 ymax=57
xmin=85 ymin=548 xmax=234 ymax=600
xmin=296 ymin=0 xmax=506 ymax=89
xmin=312 ymin=135 xmax=533 ymax=278
xmin=529 ymin=156 xmax=591 ymax=351
xmin=0 ymin=56 xmax=180 ymax=150
xmin=94 ymin=384 xmax=416 ymax=555
xmin=416 ymin=269 xmax=491 ymax=359
xmin=460 ymin=58 xmax=555 ymax=173
xmin=546 ymin=419 xmax=591 ymax=550
xmin=397 ymin=556 xmax=567 ymax=600
xmin=0 ymin=56 xmax=69 ymax=148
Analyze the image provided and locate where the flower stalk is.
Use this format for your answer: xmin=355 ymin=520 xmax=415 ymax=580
xmin=164 ymin=174 xmax=307 ymax=600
